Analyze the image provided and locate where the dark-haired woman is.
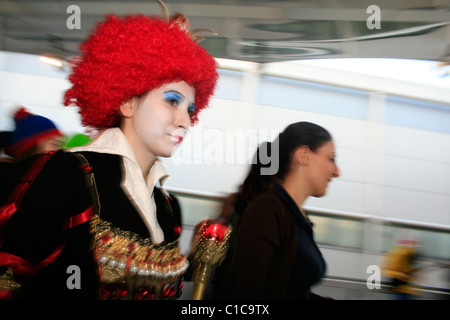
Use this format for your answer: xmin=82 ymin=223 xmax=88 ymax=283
xmin=218 ymin=121 xmax=339 ymax=299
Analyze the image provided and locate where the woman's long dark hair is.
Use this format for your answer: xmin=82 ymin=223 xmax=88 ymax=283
xmin=240 ymin=141 xmax=275 ymax=204
xmin=219 ymin=141 xmax=275 ymax=220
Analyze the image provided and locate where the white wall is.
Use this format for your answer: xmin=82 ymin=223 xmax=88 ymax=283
xmin=0 ymin=51 xmax=84 ymax=135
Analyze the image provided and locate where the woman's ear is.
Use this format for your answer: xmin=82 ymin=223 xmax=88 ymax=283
xmin=120 ymin=96 xmax=138 ymax=118
xmin=293 ymin=145 xmax=311 ymax=166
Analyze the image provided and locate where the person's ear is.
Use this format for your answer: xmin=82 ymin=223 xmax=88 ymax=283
xmin=293 ymin=145 xmax=311 ymax=166
xmin=120 ymin=96 xmax=138 ymax=118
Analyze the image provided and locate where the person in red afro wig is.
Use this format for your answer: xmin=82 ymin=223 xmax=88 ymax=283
xmin=0 ymin=3 xmax=219 ymax=300
xmin=64 ymin=13 xmax=218 ymax=130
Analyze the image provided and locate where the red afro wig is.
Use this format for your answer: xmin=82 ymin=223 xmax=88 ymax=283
xmin=64 ymin=14 xmax=218 ymax=130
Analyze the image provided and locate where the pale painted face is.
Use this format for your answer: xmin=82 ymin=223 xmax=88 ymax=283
xmin=307 ymin=140 xmax=340 ymax=197
xmin=123 ymin=81 xmax=196 ymax=160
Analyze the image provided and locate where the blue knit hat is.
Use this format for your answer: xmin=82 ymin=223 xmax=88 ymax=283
xmin=5 ymin=107 xmax=62 ymax=157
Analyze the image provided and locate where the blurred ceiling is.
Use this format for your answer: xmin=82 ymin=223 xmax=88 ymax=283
xmin=0 ymin=0 xmax=450 ymax=63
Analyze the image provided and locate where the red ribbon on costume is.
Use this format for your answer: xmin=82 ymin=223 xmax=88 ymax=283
xmin=62 ymin=205 xmax=95 ymax=230
xmin=0 ymin=241 xmax=66 ymax=276
xmin=0 ymin=290 xmax=14 ymax=300
xmin=0 ymin=151 xmax=96 ymax=299
xmin=0 ymin=203 xmax=17 ymax=248
xmin=0 ymin=151 xmax=56 ymax=247
xmin=0 ymin=204 xmax=94 ymax=276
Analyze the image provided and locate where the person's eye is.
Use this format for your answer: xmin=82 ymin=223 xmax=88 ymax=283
xmin=188 ymin=103 xmax=196 ymax=116
xmin=164 ymin=91 xmax=184 ymax=107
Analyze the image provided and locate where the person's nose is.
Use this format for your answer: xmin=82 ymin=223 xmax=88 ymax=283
xmin=175 ymin=108 xmax=191 ymax=130
xmin=332 ymin=163 xmax=340 ymax=178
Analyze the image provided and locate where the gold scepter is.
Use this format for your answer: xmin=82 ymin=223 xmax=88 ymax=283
xmin=188 ymin=217 xmax=232 ymax=300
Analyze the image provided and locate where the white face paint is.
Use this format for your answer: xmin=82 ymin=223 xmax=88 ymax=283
xmin=122 ymin=81 xmax=196 ymax=162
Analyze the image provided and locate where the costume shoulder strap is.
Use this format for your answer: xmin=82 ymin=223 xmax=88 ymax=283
xmin=66 ymin=152 xmax=99 ymax=228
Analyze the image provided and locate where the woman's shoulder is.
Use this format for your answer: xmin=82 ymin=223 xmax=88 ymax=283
xmin=39 ymin=150 xmax=123 ymax=178
xmin=3 ymin=150 xmax=80 ymax=180
xmin=18 ymin=150 xmax=104 ymax=190
xmin=38 ymin=149 xmax=86 ymax=168
xmin=247 ymin=187 xmax=284 ymax=210
xmin=32 ymin=150 xmax=89 ymax=178
xmin=69 ymin=151 xmax=122 ymax=173
xmin=241 ymin=187 xmax=290 ymax=224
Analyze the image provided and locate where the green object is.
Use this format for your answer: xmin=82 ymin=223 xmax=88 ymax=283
xmin=63 ymin=133 xmax=92 ymax=149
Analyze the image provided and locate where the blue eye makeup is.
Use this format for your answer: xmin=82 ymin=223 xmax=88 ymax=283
xmin=164 ymin=91 xmax=184 ymax=105
xmin=188 ymin=103 xmax=196 ymax=116
xmin=164 ymin=90 xmax=195 ymax=116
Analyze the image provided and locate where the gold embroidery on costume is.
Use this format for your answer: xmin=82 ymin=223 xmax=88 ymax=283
xmin=0 ymin=268 xmax=21 ymax=291
xmin=75 ymin=152 xmax=188 ymax=300
xmin=91 ymin=215 xmax=188 ymax=299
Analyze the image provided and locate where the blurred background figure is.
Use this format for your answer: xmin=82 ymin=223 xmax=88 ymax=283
xmin=0 ymin=131 xmax=13 ymax=170
xmin=3 ymin=107 xmax=63 ymax=161
xmin=0 ymin=131 xmax=12 ymax=158
xmin=381 ymin=233 xmax=423 ymax=300
xmin=0 ymin=106 xmax=64 ymax=215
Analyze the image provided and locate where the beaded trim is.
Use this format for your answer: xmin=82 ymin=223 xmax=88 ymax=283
xmin=74 ymin=152 xmax=188 ymax=300
xmin=91 ymin=214 xmax=188 ymax=299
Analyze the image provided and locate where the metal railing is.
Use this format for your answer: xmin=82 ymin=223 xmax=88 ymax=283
xmin=316 ymin=275 xmax=450 ymax=300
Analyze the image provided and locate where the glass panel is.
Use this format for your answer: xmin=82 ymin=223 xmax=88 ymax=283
xmin=309 ymin=212 xmax=364 ymax=250
xmin=381 ymin=223 xmax=450 ymax=260
xmin=172 ymin=192 xmax=223 ymax=227
xmin=310 ymin=215 xmax=330 ymax=244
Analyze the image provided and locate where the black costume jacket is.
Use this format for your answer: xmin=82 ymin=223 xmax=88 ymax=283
xmin=0 ymin=150 xmax=186 ymax=299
